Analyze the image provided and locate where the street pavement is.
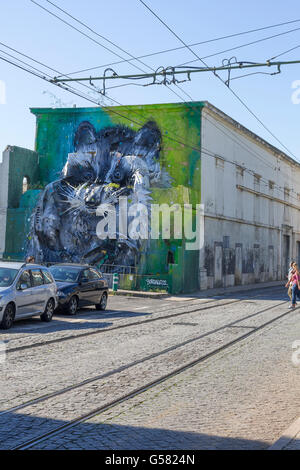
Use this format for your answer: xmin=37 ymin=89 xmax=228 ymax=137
xmin=1 ymin=285 xmax=300 ymax=450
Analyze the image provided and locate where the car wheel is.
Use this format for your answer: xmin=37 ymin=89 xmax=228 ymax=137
xmin=0 ymin=303 xmax=15 ymax=330
xmin=64 ymin=296 xmax=78 ymax=315
xmin=40 ymin=299 xmax=54 ymax=322
xmin=95 ymin=292 xmax=107 ymax=310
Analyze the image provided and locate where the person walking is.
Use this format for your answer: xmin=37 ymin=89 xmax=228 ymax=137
xmin=286 ymin=261 xmax=296 ymax=301
xmin=288 ymin=263 xmax=300 ymax=309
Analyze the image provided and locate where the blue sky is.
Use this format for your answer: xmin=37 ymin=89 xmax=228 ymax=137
xmin=1 ymin=0 xmax=300 ymax=161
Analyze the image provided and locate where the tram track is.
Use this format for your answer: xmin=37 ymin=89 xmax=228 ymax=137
xmin=0 ymin=298 xmax=293 ymax=450
xmin=3 ymin=286 xmax=284 ymax=355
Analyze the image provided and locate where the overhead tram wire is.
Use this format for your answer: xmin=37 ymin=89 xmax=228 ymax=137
xmin=29 ymin=0 xmax=147 ymax=74
xmin=29 ymin=0 xmax=231 ymax=137
xmin=175 ymin=26 xmax=300 ymax=68
xmin=19 ymin=2 xmax=300 ymax=192
xmin=88 ymin=4 xmax=296 ymax=188
xmin=30 ymin=0 xmax=300 ymax=181
xmin=58 ymin=17 xmax=300 ymax=77
xmin=1 ymin=50 xmax=300 ymax=207
xmin=268 ymin=43 xmax=300 ymax=61
xmin=151 ymin=64 xmax=300 ymax=195
xmin=0 ymin=41 xmax=117 ymax=105
xmin=42 ymin=0 xmax=154 ymax=74
xmin=49 ymin=23 xmax=300 ymax=91
xmin=31 ymin=0 xmax=300 ymax=170
xmin=29 ymin=0 xmax=202 ymax=113
xmin=32 ymin=0 xmax=300 ymax=184
xmin=138 ymin=0 xmax=299 ymax=162
xmin=163 ymin=67 xmax=300 ymax=191
xmin=20 ymin=2 xmax=300 ymax=198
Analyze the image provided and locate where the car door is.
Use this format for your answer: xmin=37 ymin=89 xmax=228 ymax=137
xmin=78 ymin=269 xmax=97 ymax=306
xmin=15 ymin=269 xmax=34 ymax=317
xmin=29 ymin=269 xmax=47 ymax=313
xmin=89 ymin=268 xmax=106 ymax=302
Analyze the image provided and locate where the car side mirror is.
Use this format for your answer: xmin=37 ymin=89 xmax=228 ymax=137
xmin=19 ymin=283 xmax=29 ymax=290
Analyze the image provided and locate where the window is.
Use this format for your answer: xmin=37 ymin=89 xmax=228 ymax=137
xmin=49 ymin=266 xmax=81 ymax=282
xmin=22 ymin=176 xmax=30 ymax=194
xmin=284 ymin=187 xmax=290 ymax=200
xmin=17 ymin=270 xmax=31 ymax=289
xmin=89 ymin=269 xmax=101 ymax=280
xmin=254 ymin=174 xmax=261 ymax=189
xmin=0 ymin=268 xmax=18 ymax=287
xmin=167 ymin=251 xmax=174 ymax=264
xmin=81 ymin=269 xmax=90 ymax=281
xmin=31 ymin=269 xmax=44 ymax=287
xmin=42 ymin=270 xmax=53 ymax=284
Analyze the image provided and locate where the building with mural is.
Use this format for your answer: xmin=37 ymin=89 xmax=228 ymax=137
xmin=1 ymin=101 xmax=300 ymax=294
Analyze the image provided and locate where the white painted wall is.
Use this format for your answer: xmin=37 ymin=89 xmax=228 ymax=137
xmin=200 ymin=105 xmax=300 ymax=289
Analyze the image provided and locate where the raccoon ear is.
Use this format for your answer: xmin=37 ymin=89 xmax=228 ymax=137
xmin=74 ymin=121 xmax=97 ymax=151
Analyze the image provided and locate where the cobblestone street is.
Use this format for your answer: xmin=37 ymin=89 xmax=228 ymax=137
xmin=1 ymin=286 xmax=300 ymax=450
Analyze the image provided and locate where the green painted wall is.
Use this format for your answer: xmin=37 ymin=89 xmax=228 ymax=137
xmin=7 ymin=146 xmax=40 ymax=208
xmin=3 ymin=147 xmax=41 ymax=260
xmin=5 ymin=102 xmax=204 ymax=293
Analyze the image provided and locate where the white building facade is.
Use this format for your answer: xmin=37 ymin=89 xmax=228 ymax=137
xmin=199 ymin=102 xmax=300 ymax=290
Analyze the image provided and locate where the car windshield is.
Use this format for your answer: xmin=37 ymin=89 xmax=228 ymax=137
xmin=49 ymin=266 xmax=81 ymax=282
xmin=0 ymin=268 xmax=18 ymax=287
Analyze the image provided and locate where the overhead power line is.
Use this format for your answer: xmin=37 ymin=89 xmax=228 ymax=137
xmin=29 ymin=0 xmax=148 ymax=74
xmin=27 ymin=1 xmax=300 ymax=184
xmin=28 ymin=0 xmax=300 ymax=191
xmin=30 ymin=0 xmax=300 ymax=161
xmin=57 ymin=17 xmax=300 ymax=77
xmin=28 ymin=0 xmax=210 ymax=121
xmin=138 ymin=0 xmax=299 ymax=161
xmin=52 ymin=60 xmax=300 ymax=86
xmin=42 ymin=0 xmax=154 ymax=74
xmin=1 ymin=48 xmax=299 ymax=205
xmin=176 ymin=25 xmax=300 ymax=68
xmin=268 ymin=43 xmax=300 ymax=61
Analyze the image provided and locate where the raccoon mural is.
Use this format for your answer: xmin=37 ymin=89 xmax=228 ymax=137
xmin=26 ymin=120 xmax=171 ymax=269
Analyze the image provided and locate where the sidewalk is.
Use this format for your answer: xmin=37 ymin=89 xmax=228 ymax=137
xmin=269 ymin=418 xmax=300 ymax=450
xmin=109 ymin=280 xmax=284 ymax=300
xmin=109 ymin=289 xmax=169 ymax=299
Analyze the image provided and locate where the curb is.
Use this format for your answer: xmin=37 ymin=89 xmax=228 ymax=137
xmin=108 ymin=289 xmax=169 ymax=299
xmin=108 ymin=280 xmax=284 ymax=300
xmin=269 ymin=417 xmax=300 ymax=450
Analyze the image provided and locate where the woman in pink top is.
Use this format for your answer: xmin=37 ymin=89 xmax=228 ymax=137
xmin=290 ymin=264 xmax=300 ymax=308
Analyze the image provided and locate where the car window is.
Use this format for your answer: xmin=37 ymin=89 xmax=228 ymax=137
xmin=42 ymin=270 xmax=53 ymax=284
xmin=88 ymin=269 xmax=100 ymax=280
xmin=49 ymin=266 xmax=80 ymax=282
xmin=31 ymin=269 xmax=44 ymax=287
xmin=16 ymin=270 xmax=31 ymax=289
xmin=81 ymin=269 xmax=90 ymax=281
xmin=0 ymin=268 xmax=18 ymax=287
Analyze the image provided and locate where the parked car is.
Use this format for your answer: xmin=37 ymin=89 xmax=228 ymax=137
xmin=0 ymin=262 xmax=58 ymax=329
xmin=48 ymin=264 xmax=108 ymax=315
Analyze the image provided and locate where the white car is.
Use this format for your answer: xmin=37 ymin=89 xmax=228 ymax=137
xmin=0 ymin=262 xmax=58 ymax=329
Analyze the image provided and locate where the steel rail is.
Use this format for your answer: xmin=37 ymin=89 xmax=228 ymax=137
xmin=11 ymin=302 xmax=295 ymax=450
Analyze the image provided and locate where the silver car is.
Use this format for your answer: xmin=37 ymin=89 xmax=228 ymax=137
xmin=0 ymin=262 xmax=58 ymax=329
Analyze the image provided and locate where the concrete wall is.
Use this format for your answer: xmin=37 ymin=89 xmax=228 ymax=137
xmin=200 ymin=105 xmax=300 ymax=289
xmin=0 ymin=146 xmax=40 ymax=259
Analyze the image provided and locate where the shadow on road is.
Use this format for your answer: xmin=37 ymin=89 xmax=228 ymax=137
xmin=0 ymin=410 xmax=272 ymax=450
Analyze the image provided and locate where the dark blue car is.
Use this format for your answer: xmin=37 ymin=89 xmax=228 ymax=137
xmin=49 ymin=264 xmax=108 ymax=315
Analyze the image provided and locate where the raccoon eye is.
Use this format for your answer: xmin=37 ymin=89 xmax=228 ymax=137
xmin=112 ymin=169 xmax=123 ymax=182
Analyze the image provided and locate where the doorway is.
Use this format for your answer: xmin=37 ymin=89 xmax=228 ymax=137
xmin=283 ymin=235 xmax=290 ymax=277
